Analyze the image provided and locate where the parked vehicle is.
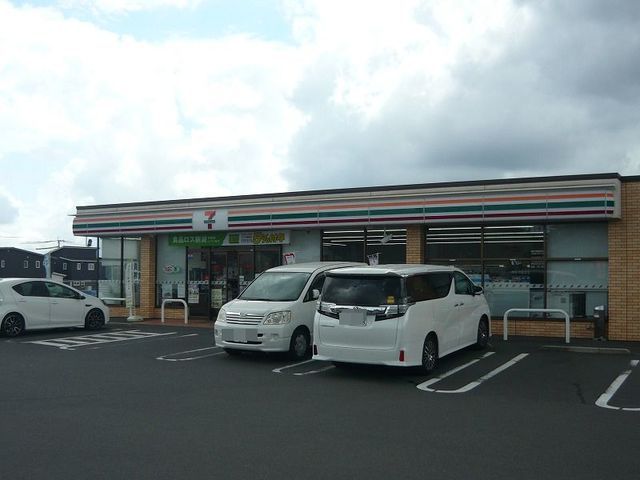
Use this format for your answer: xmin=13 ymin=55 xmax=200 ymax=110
xmin=214 ymin=262 xmax=362 ymax=359
xmin=313 ymin=265 xmax=491 ymax=373
xmin=0 ymin=278 xmax=109 ymax=337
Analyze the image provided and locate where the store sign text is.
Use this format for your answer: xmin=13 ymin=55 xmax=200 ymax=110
xmin=169 ymin=230 xmax=289 ymax=247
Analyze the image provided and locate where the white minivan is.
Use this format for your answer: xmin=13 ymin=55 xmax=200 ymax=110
xmin=214 ymin=262 xmax=361 ymax=359
xmin=313 ymin=264 xmax=491 ymax=373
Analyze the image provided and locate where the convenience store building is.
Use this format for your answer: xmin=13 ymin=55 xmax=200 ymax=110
xmin=72 ymin=172 xmax=640 ymax=341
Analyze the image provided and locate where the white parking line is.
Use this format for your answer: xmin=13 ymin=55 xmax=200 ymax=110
xmin=157 ymin=346 xmax=225 ymax=362
xmin=595 ymin=360 xmax=640 ymax=411
xmin=272 ymin=359 xmax=315 ymax=374
xmin=293 ymin=365 xmax=335 ymax=376
xmin=26 ymin=330 xmax=177 ymax=350
xmin=417 ymin=352 xmax=529 ymax=393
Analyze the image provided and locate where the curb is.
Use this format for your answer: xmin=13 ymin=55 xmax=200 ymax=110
xmin=541 ymin=345 xmax=631 ymax=355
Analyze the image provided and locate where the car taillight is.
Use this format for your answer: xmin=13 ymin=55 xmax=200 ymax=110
xmin=399 ymin=350 xmax=405 ymax=362
xmin=313 ymin=344 xmax=318 ymax=355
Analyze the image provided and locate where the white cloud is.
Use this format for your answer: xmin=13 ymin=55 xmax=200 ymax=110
xmin=57 ymin=0 xmax=202 ymax=14
xmin=0 ymin=0 xmax=305 ymax=248
xmin=1 ymin=0 xmax=640 ymax=249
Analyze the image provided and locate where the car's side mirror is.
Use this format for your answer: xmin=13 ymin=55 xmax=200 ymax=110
xmin=312 ymin=289 xmax=320 ymax=300
xmin=473 ymin=285 xmax=483 ymax=295
xmin=77 ymin=294 xmax=86 ymax=300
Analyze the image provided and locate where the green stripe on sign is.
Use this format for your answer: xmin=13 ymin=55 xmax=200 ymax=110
xmin=370 ymin=208 xmax=423 ymax=216
xmin=271 ymin=212 xmax=318 ymax=220
xmin=319 ymin=210 xmax=369 ymax=218
xmin=425 ymin=205 xmax=483 ymax=214
xmin=547 ymin=201 xmax=608 ymax=209
xmin=229 ymin=214 xmax=271 ymax=222
xmin=484 ymin=202 xmax=547 ymax=211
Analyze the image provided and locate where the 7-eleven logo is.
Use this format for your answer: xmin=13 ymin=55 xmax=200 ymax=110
xmin=204 ymin=210 xmax=216 ymax=230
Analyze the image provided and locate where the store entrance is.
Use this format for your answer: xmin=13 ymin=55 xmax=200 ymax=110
xmin=186 ymin=246 xmax=281 ymax=320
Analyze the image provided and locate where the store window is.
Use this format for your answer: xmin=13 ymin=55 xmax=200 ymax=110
xmin=98 ymin=237 xmax=141 ymax=306
xmin=426 ymin=226 xmax=481 ymax=260
xmin=546 ymin=223 xmax=607 ymax=319
xmin=322 ymin=229 xmax=365 ymax=262
xmin=322 ymin=227 xmax=406 ymax=264
xmin=156 ymin=235 xmax=187 ymax=302
xmin=483 ymin=226 xmax=545 ymax=317
xmin=99 ymin=238 xmax=122 ymax=303
xmin=425 ymin=222 xmax=608 ymax=321
xmin=365 ymin=227 xmax=406 ymax=265
xmin=255 ymin=246 xmax=281 ymax=274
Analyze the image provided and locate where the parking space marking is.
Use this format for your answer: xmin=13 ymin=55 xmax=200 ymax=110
xmin=595 ymin=360 xmax=640 ymax=412
xmin=417 ymin=352 xmax=529 ymax=393
xmin=157 ymin=346 xmax=225 ymax=362
xmin=26 ymin=330 xmax=178 ymax=350
xmin=293 ymin=364 xmax=335 ymax=376
xmin=272 ymin=359 xmax=315 ymax=374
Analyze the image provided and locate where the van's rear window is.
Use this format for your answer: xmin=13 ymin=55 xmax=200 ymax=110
xmin=322 ymin=275 xmax=402 ymax=306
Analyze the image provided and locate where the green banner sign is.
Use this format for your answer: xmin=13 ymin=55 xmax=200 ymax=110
xmin=168 ymin=231 xmax=290 ymax=247
xmin=169 ymin=232 xmax=227 ymax=247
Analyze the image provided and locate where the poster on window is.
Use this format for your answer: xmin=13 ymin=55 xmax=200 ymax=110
xmin=211 ymin=288 xmax=224 ymax=308
xmin=283 ymin=252 xmax=296 ymax=265
xmin=161 ymin=283 xmax=173 ymax=299
xmin=367 ymin=253 xmax=379 ymax=266
xmin=188 ymin=284 xmax=200 ymax=304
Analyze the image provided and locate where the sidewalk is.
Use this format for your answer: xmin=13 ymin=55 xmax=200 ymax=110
xmin=110 ymin=316 xmax=213 ymax=329
xmin=491 ymin=335 xmax=640 ymax=355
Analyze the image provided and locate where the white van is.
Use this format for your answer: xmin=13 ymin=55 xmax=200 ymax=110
xmin=214 ymin=262 xmax=361 ymax=359
xmin=313 ymin=264 xmax=491 ymax=373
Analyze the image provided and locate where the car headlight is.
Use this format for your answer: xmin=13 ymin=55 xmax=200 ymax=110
xmin=216 ymin=309 xmax=226 ymax=322
xmin=263 ymin=311 xmax=292 ymax=325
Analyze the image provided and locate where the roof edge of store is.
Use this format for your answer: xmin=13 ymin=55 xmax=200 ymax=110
xmin=76 ymin=172 xmax=623 ymax=213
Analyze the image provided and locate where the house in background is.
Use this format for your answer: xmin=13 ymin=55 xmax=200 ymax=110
xmin=45 ymin=246 xmax=99 ymax=295
xmin=0 ymin=247 xmax=45 ymax=278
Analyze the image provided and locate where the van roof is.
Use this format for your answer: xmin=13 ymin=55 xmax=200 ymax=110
xmin=325 ymin=264 xmax=457 ymax=276
xmin=266 ymin=261 xmax=364 ymax=274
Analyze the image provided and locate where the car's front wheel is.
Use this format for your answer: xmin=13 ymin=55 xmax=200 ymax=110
xmin=289 ymin=328 xmax=310 ymax=360
xmin=2 ymin=313 xmax=25 ymax=337
xmin=85 ymin=309 xmax=105 ymax=330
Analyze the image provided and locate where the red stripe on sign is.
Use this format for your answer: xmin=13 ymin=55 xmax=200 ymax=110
xmin=369 ymin=216 xmax=425 ymax=222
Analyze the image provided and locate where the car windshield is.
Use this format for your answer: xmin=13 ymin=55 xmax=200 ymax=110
xmin=322 ymin=275 xmax=403 ymax=306
xmin=238 ymin=271 xmax=312 ymax=302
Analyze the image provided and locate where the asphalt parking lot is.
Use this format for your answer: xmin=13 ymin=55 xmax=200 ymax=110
xmin=1 ymin=323 xmax=639 ymax=480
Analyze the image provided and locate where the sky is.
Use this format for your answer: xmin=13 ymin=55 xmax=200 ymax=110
xmin=1 ymin=0 xmax=639 ymax=252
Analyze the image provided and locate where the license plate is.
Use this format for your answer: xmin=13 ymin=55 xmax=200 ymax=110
xmin=339 ymin=310 xmax=367 ymax=326
xmin=233 ymin=329 xmax=247 ymax=343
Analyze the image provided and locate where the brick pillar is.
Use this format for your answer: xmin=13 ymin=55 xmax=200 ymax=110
xmin=608 ymin=181 xmax=640 ymax=341
xmin=138 ymin=236 xmax=157 ymax=319
xmin=406 ymin=225 xmax=425 ymax=264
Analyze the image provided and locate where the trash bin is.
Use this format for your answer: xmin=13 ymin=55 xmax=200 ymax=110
xmin=593 ymin=305 xmax=607 ymax=340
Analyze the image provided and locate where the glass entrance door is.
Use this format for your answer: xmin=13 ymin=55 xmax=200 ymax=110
xmin=187 ymin=247 xmax=278 ymax=320
xmin=210 ymin=249 xmax=256 ymax=316
xmin=187 ymin=248 xmax=210 ymax=317
xmin=210 ymin=251 xmax=228 ymax=312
